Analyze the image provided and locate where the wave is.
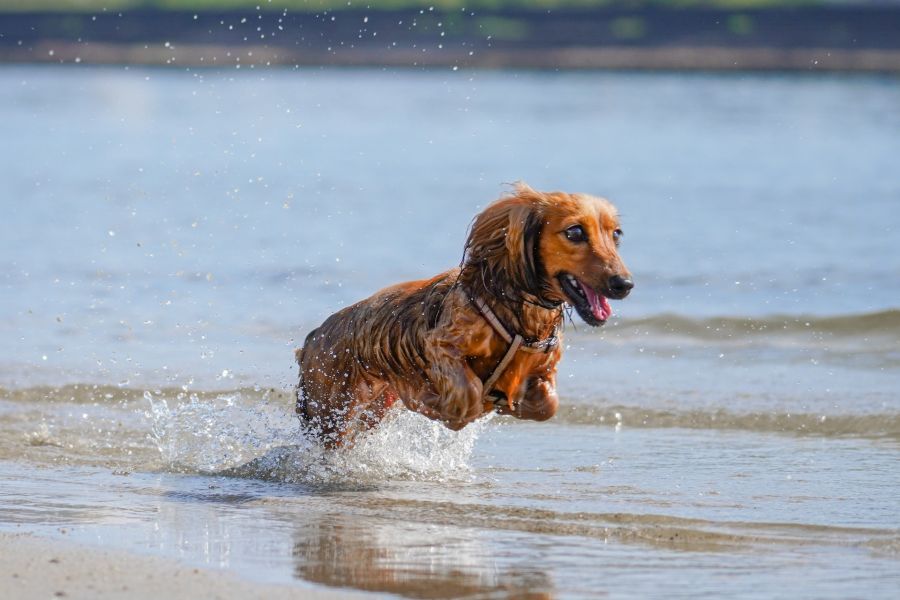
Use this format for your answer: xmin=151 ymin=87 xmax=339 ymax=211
xmin=3 ymin=385 xmax=899 ymax=456
xmin=323 ymin=496 xmax=900 ymax=554
xmin=608 ymin=309 xmax=900 ymax=343
xmin=552 ymin=404 xmax=900 ymax=441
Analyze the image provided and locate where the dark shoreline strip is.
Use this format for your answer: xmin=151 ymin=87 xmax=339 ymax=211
xmin=4 ymin=41 xmax=900 ymax=73
xmin=4 ymin=7 xmax=900 ymax=73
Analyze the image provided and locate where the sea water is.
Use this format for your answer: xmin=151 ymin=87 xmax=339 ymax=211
xmin=1 ymin=66 xmax=898 ymax=598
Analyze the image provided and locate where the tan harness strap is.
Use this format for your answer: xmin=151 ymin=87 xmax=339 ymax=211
xmin=481 ymin=334 xmax=522 ymax=400
xmin=472 ymin=297 xmax=512 ymax=344
xmin=470 ymin=295 xmax=559 ymax=403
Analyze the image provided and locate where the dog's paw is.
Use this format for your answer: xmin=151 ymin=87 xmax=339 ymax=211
xmin=516 ymin=378 xmax=559 ymax=421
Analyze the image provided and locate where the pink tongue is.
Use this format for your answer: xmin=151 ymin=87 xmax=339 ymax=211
xmin=580 ymin=282 xmax=612 ymax=321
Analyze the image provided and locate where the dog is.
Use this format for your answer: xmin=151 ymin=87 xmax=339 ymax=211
xmin=295 ymin=183 xmax=633 ymax=447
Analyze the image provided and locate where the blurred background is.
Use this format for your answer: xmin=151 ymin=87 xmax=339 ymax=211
xmin=2 ymin=0 xmax=900 ymax=71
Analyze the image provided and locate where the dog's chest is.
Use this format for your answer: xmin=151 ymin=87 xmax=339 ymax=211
xmin=491 ymin=348 xmax=559 ymax=400
xmin=466 ymin=331 xmax=560 ymax=401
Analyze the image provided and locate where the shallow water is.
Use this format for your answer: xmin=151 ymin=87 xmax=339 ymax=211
xmin=1 ymin=66 xmax=899 ymax=598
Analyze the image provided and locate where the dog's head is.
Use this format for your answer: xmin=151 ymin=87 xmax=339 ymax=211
xmin=464 ymin=183 xmax=633 ymax=326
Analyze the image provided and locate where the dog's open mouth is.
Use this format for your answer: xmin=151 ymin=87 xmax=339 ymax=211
xmin=559 ymin=274 xmax=612 ymax=326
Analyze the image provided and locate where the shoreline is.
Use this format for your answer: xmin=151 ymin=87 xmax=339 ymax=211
xmin=0 ymin=531 xmax=363 ymax=600
xmin=3 ymin=7 xmax=900 ymax=73
xmin=5 ymin=42 xmax=900 ymax=73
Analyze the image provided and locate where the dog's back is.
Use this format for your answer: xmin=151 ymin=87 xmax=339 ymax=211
xmin=295 ymin=269 xmax=458 ymax=441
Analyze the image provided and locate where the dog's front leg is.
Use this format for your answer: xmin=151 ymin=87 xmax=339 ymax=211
xmin=416 ymin=333 xmax=485 ymax=429
xmin=495 ymin=375 xmax=559 ymax=422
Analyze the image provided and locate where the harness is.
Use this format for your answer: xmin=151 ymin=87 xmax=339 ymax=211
xmin=470 ymin=295 xmax=560 ymax=406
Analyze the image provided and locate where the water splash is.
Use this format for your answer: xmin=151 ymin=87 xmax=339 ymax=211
xmin=145 ymin=389 xmax=302 ymax=474
xmin=144 ymin=389 xmax=487 ymax=485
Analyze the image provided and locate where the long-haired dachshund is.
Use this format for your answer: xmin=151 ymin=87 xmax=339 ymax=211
xmin=296 ymin=183 xmax=633 ymax=446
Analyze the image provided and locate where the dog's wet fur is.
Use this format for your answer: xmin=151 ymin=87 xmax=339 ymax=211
xmin=296 ymin=183 xmax=632 ymax=447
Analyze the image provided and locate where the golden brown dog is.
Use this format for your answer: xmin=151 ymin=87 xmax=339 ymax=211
xmin=295 ymin=183 xmax=633 ymax=446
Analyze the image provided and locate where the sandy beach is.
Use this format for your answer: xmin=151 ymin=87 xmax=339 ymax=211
xmin=0 ymin=532 xmax=363 ymax=600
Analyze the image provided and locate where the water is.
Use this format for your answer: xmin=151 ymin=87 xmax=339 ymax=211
xmin=1 ymin=66 xmax=899 ymax=598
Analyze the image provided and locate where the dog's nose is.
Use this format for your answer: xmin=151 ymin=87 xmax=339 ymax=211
xmin=608 ymin=275 xmax=634 ymax=298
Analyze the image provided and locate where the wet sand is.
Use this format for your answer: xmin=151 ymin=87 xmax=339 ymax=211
xmin=0 ymin=532 xmax=363 ymax=600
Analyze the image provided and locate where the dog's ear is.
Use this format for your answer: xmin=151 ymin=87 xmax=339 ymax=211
xmin=464 ymin=183 xmax=547 ymax=299
xmin=505 ymin=202 xmax=544 ymax=294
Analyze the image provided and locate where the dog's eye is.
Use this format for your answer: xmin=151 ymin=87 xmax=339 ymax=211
xmin=564 ymin=225 xmax=586 ymax=243
xmin=613 ymin=228 xmax=623 ymax=243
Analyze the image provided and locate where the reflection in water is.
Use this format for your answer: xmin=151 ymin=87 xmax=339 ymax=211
xmin=291 ymin=512 xmax=555 ymax=599
xmin=2 ymin=459 xmax=899 ymax=599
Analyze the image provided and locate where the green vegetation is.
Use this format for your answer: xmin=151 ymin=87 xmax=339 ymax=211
xmin=0 ymin=0 xmax=827 ymax=13
xmin=727 ymin=13 xmax=755 ymax=34
xmin=610 ymin=15 xmax=646 ymax=39
xmin=477 ymin=15 xmax=531 ymax=39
